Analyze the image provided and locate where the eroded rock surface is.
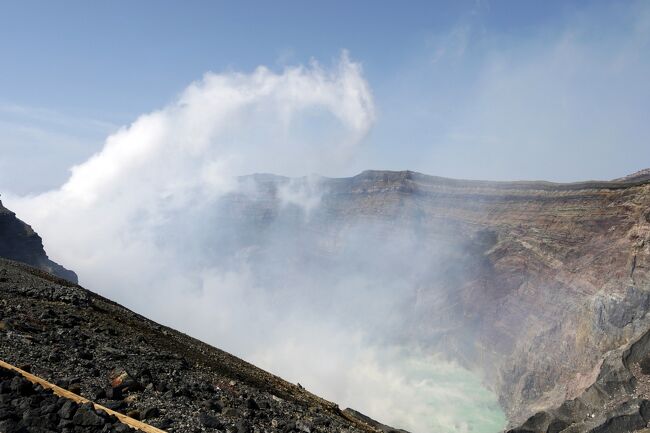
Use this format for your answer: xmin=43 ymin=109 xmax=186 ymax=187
xmin=508 ymin=324 xmax=650 ymax=432
xmin=217 ymin=170 xmax=650 ymax=424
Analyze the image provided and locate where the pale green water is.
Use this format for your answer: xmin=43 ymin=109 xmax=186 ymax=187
xmin=348 ymin=348 xmax=507 ymax=433
xmin=253 ymin=338 xmax=506 ymax=433
xmin=416 ymin=358 xmax=506 ymax=433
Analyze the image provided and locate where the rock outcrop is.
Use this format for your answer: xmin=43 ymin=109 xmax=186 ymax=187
xmin=0 ymin=199 xmax=77 ymax=283
xmin=508 ymin=323 xmax=650 ymax=433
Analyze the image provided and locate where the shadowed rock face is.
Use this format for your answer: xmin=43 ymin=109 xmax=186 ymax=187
xmin=0 ymin=199 xmax=77 ymax=284
xmin=215 ymin=170 xmax=650 ymax=425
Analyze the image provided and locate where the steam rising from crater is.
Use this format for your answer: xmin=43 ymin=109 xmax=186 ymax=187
xmin=7 ymin=54 xmax=504 ymax=433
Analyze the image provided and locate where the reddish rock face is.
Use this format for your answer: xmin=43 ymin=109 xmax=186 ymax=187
xmin=359 ymin=173 xmax=650 ymax=424
xmin=221 ymin=171 xmax=650 ymax=424
xmin=436 ymin=180 xmax=650 ymax=422
xmin=108 ymin=368 xmax=137 ymax=390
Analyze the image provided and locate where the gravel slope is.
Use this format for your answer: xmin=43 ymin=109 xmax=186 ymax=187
xmin=0 ymin=258 xmax=395 ymax=433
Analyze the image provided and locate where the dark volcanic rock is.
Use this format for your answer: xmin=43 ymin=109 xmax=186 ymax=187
xmin=343 ymin=408 xmax=411 ymax=433
xmin=57 ymin=400 xmax=77 ymax=419
xmin=0 ymin=199 xmax=77 ymax=283
xmin=142 ymin=406 xmax=160 ymax=419
xmin=199 ymin=412 xmax=223 ymax=428
xmin=72 ymin=402 xmax=105 ymax=426
xmin=0 ymin=258 xmax=390 ymax=433
xmin=0 ymin=365 xmax=137 ymax=433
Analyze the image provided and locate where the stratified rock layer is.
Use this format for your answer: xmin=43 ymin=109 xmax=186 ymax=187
xmin=219 ymin=170 xmax=650 ymax=425
xmin=508 ymin=323 xmax=650 ymax=433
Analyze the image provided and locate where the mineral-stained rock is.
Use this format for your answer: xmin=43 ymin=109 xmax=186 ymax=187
xmin=217 ymin=170 xmax=650 ymax=424
xmin=109 ymin=367 xmax=141 ymax=392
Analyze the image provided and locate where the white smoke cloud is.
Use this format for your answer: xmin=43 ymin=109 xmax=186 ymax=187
xmin=5 ymin=53 xmax=504 ymax=433
xmin=9 ymin=51 xmax=375 ymax=296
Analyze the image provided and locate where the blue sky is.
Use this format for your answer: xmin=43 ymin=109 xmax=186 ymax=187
xmin=1 ymin=0 xmax=649 ymax=194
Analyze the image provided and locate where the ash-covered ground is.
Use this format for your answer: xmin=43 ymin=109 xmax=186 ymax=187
xmin=0 ymin=258 xmax=400 ymax=433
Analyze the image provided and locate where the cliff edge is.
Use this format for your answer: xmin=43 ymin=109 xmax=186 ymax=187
xmin=0 ymin=198 xmax=77 ymax=283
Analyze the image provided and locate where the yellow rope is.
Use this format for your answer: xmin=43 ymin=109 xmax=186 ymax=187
xmin=0 ymin=359 xmax=167 ymax=433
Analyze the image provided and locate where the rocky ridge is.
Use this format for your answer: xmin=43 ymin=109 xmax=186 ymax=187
xmin=0 ymin=199 xmax=77 ymax=284
xmin=613 ymin=169 xmax=650 ymax=183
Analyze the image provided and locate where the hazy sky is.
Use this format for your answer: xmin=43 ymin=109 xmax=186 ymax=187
xmin=1 ymin=0 xmax=649 ymax=194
